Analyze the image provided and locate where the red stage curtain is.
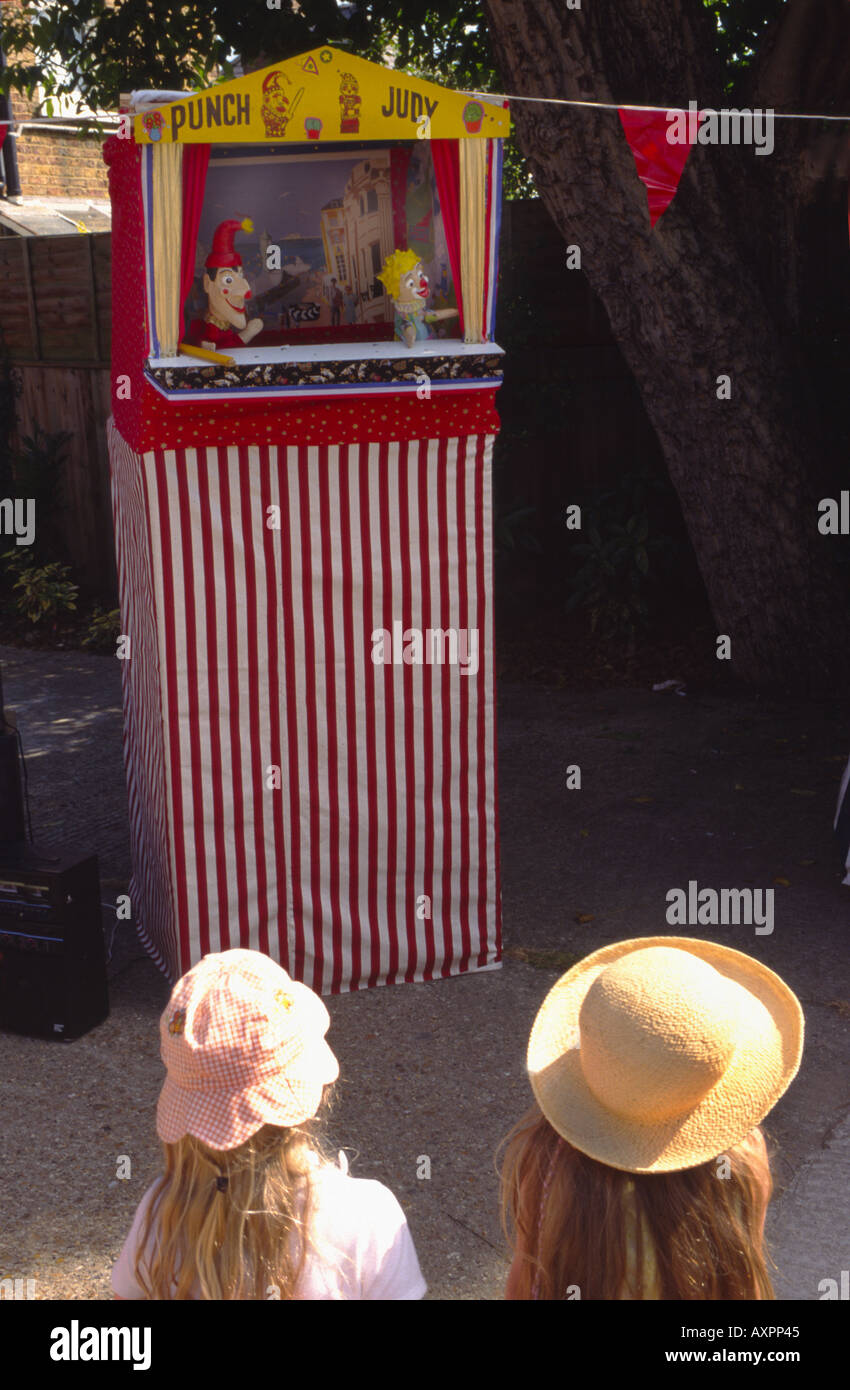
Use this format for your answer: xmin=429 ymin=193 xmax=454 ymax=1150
xmin=180 ymin=145 xmax=211 ymax=336
xmin=431 ymin=139 xmax=464 ymax=336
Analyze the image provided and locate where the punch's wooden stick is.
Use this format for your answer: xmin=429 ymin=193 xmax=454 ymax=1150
xmin=178 ymin=342 xmax=235 ymax=367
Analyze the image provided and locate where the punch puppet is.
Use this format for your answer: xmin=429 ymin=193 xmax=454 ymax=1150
xmin=186 ymin=219 xmax=264 ymax=352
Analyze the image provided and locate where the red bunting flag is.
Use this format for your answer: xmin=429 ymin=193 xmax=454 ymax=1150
xmin=618 ymin=108 xmax=698 ymax=226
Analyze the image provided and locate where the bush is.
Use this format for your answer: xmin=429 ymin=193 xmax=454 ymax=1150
xmin=82 ymin=605 xmax=121 ymax=651
xmin=2 ymin=550 xmax=79 ymax=625
xmin=566 ymin=468 xmax=683 ymax=647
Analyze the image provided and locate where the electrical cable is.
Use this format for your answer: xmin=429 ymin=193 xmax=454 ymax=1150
xmin=14 ymin=724 xmax=34 ymax=842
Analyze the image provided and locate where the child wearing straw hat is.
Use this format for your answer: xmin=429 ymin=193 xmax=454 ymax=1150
xmin=500 ymin=937 xmax=804 ymax=1300
xmin=112 ymin=950 xmax=426 ymax=1300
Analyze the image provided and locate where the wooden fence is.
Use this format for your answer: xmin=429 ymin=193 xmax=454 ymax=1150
xmin=2 ymin=232 xmax=111 ymax=364
xmin=2 ymin=232 xmax=115 ymax=595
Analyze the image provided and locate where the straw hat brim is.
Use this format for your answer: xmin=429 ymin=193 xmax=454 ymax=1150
xmin=527 ymin=937 xmax=804 ymax=1173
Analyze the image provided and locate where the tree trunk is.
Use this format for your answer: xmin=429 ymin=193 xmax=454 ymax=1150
xmin=484 ymin=0 xmax=850 ymax=691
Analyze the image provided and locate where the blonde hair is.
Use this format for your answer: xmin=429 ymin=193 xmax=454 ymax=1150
xmin=377 ymin=248 xmax=420 ymax=300
xmin=135 ymin=1105 xmax=334 ymax=1300
xmin=499 ymin=1105 xmax=774 ymax=1300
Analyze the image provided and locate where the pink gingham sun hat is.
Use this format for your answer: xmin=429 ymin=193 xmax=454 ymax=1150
xmin=157 ymin=949 xmax=339 ymax=1151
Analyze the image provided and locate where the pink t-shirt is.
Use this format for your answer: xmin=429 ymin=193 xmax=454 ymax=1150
xmin=112 ymin=1156 xmax=426 ymax=1301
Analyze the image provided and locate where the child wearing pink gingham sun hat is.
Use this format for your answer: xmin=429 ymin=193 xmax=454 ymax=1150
xmin=112 ymin=950 xmax=426 ymax=1300
xmin=156 ymin=950 xmax=340 ymax=1149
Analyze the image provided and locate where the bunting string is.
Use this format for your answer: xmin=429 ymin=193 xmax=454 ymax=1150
xmin=462 ymin=93 xmax=850 ymax=122
xmin=4 ymin=100 xmax=850 ymax=124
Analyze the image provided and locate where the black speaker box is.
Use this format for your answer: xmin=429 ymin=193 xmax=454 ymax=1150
xmin=0 ymin=842 xmax=109 ymax=1041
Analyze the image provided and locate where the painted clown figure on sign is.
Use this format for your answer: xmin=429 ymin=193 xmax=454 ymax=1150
xmin=377 ymin=248 xmax=458 ymax=349
xmin=262 ymin=70 xmax=304 ymax=138
xmin=187 ymin=219 xmax=264 ymax=352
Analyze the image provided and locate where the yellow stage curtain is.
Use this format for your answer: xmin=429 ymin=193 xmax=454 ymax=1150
xmin=459 ymin=139 xmax=487 ymax=344
xmin=152 ymin=143 xmax=183 ymax=357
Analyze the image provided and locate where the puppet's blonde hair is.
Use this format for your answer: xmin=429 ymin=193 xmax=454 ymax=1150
xmin=377 ymin=248 xmax=420 ymax=299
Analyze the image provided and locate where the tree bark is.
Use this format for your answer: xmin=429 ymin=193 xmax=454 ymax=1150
xmin=484 ymin=0 xmax=850 ymax=691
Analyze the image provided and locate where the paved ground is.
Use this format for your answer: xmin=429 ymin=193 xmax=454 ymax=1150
xmin=0 ymin=644 xmax=848 ymax=1300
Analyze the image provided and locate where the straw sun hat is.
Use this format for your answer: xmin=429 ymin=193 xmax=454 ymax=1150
xmin=527 ymin=937 xmax=804 ymax=1174
xmin=157 ymin=949 xmax=339 ymax=1151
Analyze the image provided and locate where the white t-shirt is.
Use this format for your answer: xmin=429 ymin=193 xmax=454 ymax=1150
xmin=111 ymin=1155 xmax=426 ymax=1301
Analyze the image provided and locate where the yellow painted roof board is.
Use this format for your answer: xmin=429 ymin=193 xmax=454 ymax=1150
xmin=133 ymin=47 xmax=509 ymax=145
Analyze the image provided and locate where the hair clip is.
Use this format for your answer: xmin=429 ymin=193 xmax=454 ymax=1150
xmin=216 ymin=1176 xmax=229 ymax=1191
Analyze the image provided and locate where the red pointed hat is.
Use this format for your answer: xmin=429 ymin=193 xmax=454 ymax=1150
xmin=205 ymin=217 xmax=254 ymax=270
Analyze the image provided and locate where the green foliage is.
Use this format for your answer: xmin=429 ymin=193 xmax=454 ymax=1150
xmin=0 ymin=0 xmax=545 ymax=185
xmin=566 ymin=470 xmax=678 ymax=646
xmin=82 ymin=605 xmax=122 ymax=650
xmin=0 ymin=1 xmax=785 ymax=118
xmin=501 ymin=141 xmax=537 ymax=200
xmin=2 ymin=550 xmax=79 ymax=625
xmin=0 ymin=0 xmax=226 ymax=115
xmin=0 ymin=0 xmax=373 ymax=114
xmin=702 ymin=0 xmax=786 ymax=88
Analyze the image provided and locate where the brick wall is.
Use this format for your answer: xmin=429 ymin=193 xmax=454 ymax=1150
xmin=14 ymin=125 xmax=109 ymax=199
xmin=2 ymin=0 xmax=110 ymax=198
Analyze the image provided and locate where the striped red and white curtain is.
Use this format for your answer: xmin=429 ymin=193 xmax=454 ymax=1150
xmin=109 ymin=419 xmax=502 ymax=990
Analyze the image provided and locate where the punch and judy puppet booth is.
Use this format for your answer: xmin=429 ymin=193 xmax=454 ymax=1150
xmin=105 ymin=48 xmax=508 ymax=990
